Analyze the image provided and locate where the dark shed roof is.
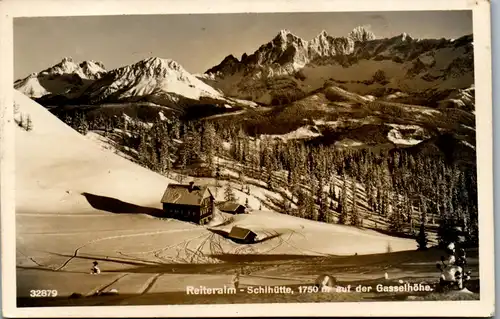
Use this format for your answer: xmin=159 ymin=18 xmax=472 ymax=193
xmin=161 ymin=183 xmax=213 ymax=206
xmin=229 ymin=226 xmax=256 ymax=240
xmin=218 ymin=201 xmax=245 ymax=212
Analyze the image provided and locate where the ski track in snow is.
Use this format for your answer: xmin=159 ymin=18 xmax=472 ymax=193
xmin=55 ymin=228 xmax=202 ymax=271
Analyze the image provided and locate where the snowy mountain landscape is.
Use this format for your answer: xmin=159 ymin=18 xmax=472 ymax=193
xmin=14 ymin=57 xmax=106 ymax=99
xmin=201 ymin=27 xmax=474 ymax=106
xmin=14 ymin=22 xmax=479 ymax=306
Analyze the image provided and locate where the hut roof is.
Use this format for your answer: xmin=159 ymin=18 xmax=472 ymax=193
xmin=218 ymin=201 xmax=244 ymax=212
xmin=229 ymin=226 xmax=256 ymax=240
xmin=161 ymin=183 xmax=212 ymax=206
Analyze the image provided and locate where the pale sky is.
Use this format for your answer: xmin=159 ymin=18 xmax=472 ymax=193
xmin=14 ymin=11 xmax=472 ymax=79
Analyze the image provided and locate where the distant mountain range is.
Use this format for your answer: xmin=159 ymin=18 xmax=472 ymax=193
xmin=200 ymin=27 xmax=474 ymax=106
xmin=14 ymin=26 xmax=474 ymax=111
xmin=14 ymin=57 xmax=106 ymax=99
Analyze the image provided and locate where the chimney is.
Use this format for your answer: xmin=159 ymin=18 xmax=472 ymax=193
xmin=188 ymin=181 xmax=195 ymax=192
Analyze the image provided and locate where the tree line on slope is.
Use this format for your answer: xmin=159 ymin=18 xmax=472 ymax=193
xmin=62 ymin=111 xmax=478 ymax=248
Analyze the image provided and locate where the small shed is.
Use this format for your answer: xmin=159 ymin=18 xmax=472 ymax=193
xmin=228 ymin=226 xmax=257 ymax=244
xmin=218 ymin=201 xmax=246 ymax=215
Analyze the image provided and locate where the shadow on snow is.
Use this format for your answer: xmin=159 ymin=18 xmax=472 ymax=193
xmin=81 ymin=192 xmax=164 ymax=218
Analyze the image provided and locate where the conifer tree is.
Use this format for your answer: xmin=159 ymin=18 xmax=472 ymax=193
xmin=178 ymin=144 xmax=189 ymax=171
xmin=416 ymin=220 xmax=428 ymax=250
xmin=214 ymin=164 xmax=221 ymax=196
xmin=280 ymin=195 xmax=290 ymax=215
xmin=305 ymin=193 xmax=316 ymax=220
xmin=138 ymin=135 xmax=150 ymax=168
xmin=389 ymin=196 xmax=404 ymax=232
xmin=159 ymin=139 xmax=171 ymax=175
xmin=338 ymin=174 xmax=349 ymax=224
xmin=266 ymin=166 xmax=274 ymax=191
xmin=238 ymin=171 xmax=245 ymax=191
xmin=25 ymin=115 xmax=33 ymax=131
xmin=63 ymin=114 xmax=73 ymax=127
xmin=224 ymin=182 xmax=237 ymax=202
xmin=77 ymin=112 xmax=89 ymax=135
xmin=329 ymin=182 xmax=337 ymax=202
xmin=202 ymin=122 xmax=217 ymax=169
xmin=349 ymin=179 xmax=361 ymax=226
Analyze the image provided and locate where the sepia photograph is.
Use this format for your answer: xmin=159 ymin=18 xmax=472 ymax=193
xmin=0 ymin=0 xmax=494 ymax=317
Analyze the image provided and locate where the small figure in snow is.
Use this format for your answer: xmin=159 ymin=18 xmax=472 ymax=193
xmin=232 ymin=272 xmax=240 ymax=290
xmin=90 ymin=261 xmax=101 ymax=275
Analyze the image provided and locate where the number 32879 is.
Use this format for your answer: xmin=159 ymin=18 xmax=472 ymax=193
xmin=30 ymin=290 xmax=58 ymax=297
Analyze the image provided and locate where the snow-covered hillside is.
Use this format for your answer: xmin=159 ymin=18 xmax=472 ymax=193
xmin=15 ymin=89 xmax=173 ymax=214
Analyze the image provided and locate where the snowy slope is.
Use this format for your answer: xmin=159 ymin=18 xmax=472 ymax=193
xmin=439 ymin=85 xmax=475 ymax=110
xmin=15 ymin=89 xmax=173 ymax=214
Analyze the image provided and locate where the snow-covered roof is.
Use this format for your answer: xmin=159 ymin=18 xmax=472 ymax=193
xmin=229 ymin=226 xmax=256 ymax=240
xmin=161 ymin=183 xmax=213 ymax=206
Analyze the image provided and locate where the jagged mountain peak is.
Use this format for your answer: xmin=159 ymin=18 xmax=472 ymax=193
xmin=109 ymin=57 xmax=188 ymax=80
xmin=310 ymin=30 xmax=331 ymax=44
xmin=397 ymin=32 xmax=412 ymax=42
xmin=318 ymin=29 xmax=329 ymax=37
xmin=144 ymin=56 xmax=178 ymax=66
xmin=308 ymin=30 xmax=331 ymax=47
xmin=79 ymin=60 xmax=106 ymax=69
xmin=348 ymin=25 xmax=376 ymax=42
xmin=35 ymin=57 xmax=106 ymax=79
xmin=221 ymin=54 xmax=240 ymax=64
xmin=47 ymin=57 xmax=79 ymax=73
xmin=136 ymin=57 xmax=182 ymax=71
xmin=278 ymin=29 xmax=292 ymax=37
xmin=61 ymin=57 xmax=74 ymax=63
xmin=272 ymin=29 xmax=306 ymax=46
xmin=205 ymin=54 xmax=242 ymax=75
xmin=311 ymin=29 xmax=332 ymax=41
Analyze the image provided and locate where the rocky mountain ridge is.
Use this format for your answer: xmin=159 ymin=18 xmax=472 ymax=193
xmin=201 ymin=27 xmax=473 ymax=106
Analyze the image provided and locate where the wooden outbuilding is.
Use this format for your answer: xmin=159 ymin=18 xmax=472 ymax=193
xmin=217 ymin=201 xmax=247 ymax=215
xmin=228 ymin=226 xmax=257 ymax=244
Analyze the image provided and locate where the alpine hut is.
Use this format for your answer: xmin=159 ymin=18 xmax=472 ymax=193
xmin=160 ymin=182 xmax=215 ymax=225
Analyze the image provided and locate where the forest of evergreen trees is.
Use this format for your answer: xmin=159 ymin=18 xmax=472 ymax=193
xmin=61 ymin=110 xmax=478 ymax=248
